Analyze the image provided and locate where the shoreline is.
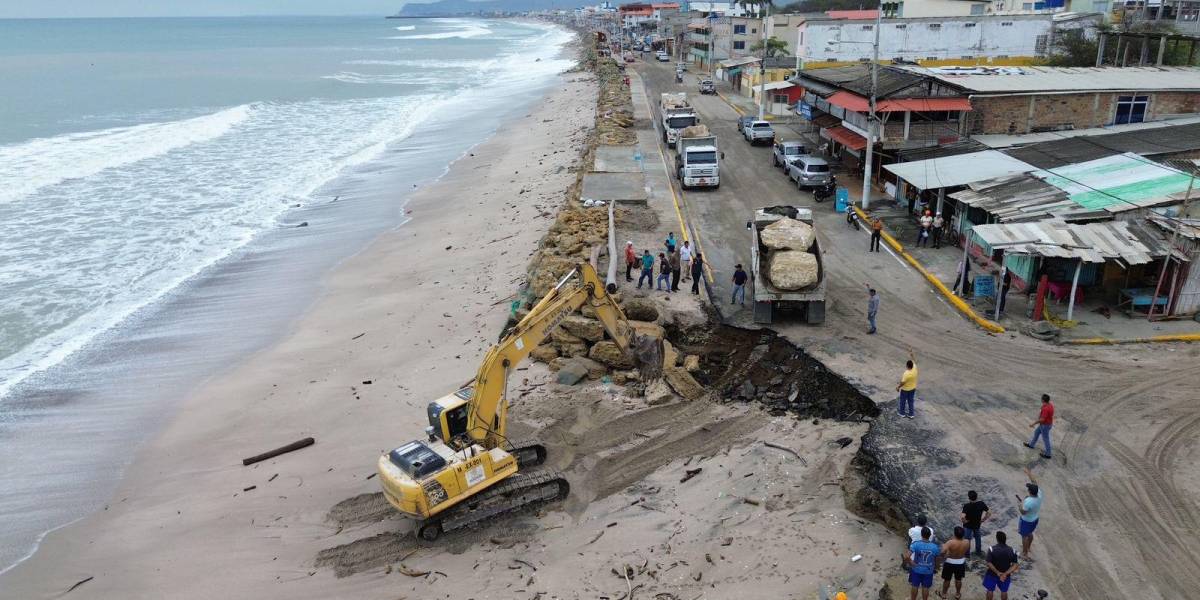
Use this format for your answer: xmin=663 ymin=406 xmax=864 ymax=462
xmin=0 ymin=63 xmax=599 ymax=598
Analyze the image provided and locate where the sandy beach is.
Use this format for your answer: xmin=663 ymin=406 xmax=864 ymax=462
xmin=0 ymin=71 xmax=600 ymax=599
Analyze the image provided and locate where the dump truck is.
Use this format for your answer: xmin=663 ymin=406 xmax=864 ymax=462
xmin=674 ymin=127 xmax=719 ymax=189
xmin=660 ymin=93 xmax=699 ymax=148
xmin=748 ymin=206 xmax=826 ymax=324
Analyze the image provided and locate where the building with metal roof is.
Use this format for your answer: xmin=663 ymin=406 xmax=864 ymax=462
xmin=896 ymin=65 xmax=1200 ymax=94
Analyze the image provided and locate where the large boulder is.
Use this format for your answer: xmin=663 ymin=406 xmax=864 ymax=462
xmin=558 ymin=341 xmax=589 ymax=358
xmin=561 ymin=356 xmax=607 ymax=380
xmin=767 ymin=250 xmax=819 ymax=290
xmin=551 ymin=328 xmax=584 ymax=346
xmin=664 ymin=367 xmax=706 ymax=400
xmin=645 ymin=379 xmax=676 ymax=406
xmin=760 ymin=217 xmax=815 ymax=251
xmin=679 ymin=124 xmax=710 ymax=138
xmin=555 ymin=361 xmax=589 ymax=385
xmin=530 ymin=344 xmax=559 ymax=363
xmin=560 ymin=316 xmax=605 ymax=342
xmin=621 ymin=298 xmax=660 ymax=322
xmin=588 ymin=340 xmax=636 ymax=369
xmin=628 ymin=320 xmax=665 ymax=342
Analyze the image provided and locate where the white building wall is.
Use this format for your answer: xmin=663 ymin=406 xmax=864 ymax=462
xmin=901 ymin=0 xmax=989 ymax=17
xmin=799 ymin=17 xmax=1052 ymax=62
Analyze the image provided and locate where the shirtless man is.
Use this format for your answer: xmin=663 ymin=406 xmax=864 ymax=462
xmin=938 ymin=526 xmax=971 ymax=599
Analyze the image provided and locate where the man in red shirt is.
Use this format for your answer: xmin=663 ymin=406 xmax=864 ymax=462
xmin=624 ymin=241 xmax=637 ymax=282
xmin=1024 ymin=394 xmax=1054 ymax=459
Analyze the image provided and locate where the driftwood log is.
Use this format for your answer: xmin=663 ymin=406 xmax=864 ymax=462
xmin=242 ymin=437 xmax=315 ymax=466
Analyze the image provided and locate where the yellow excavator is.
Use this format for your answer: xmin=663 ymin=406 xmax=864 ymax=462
xmin=377 ymin=263 xmax=656 ymax=540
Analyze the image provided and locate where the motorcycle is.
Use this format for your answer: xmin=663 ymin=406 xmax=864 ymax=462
xmin=814 ymin=177 xmax=836 ymax=203
xmin=846 ymin=204 xmax=861 ymax=230
xmin=675 ymin=72 xmax=683 ymax=84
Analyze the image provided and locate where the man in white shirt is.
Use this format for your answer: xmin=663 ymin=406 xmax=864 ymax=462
xmin=908 ymin=515 xmax=936 ymax=544
xmin=679 ymin=241 xmax=693 ymax=282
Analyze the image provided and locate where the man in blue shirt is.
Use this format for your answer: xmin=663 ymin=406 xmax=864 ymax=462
xmin=637 ymin=250 xmax=654 ymax=289
xmin=983 ymin=531 xmax=1020 ymax=600
xmin=1016 ymin=466 xmax=1044 ymax=559
xmin=906 ymin=526 xmax=940 ymax=600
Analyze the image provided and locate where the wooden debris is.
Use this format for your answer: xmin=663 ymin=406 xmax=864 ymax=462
xmin=243 ymin=485 xmax=257 ymax=492
xmin=513 ymin=559 xmax=538 ymax=572
xmin=242 ymin=437 xmax=315 ymax=466
xmin=398 ymin=564 xmax=429 ymax=577
xmin=679 ymin=468 xmax=702 ymax=483
xmin=742 ymin=497 xmax=761 ymax=506
xmin=64 ymin=576 xmax=94 ymax=595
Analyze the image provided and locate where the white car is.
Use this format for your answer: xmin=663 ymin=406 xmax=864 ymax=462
xmin=656 ymin=52 xmax=670 ymax=62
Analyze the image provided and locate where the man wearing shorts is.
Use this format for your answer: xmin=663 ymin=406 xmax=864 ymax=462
xmin=906 ymin=527 xmax=940 ymax=600
xmin=983 ymin=531 xmax=1020 ymax=600
xmin=1017 ymin=467 xmax=1044 ymax=559
xmin=939 ymin=526 xmax=970 ymax=599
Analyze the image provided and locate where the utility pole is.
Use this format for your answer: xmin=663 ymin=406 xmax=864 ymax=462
xmin=757 ymin=3 xmax=770 ymax=120
xmin=860 ymin=3 xmax=882 ymax=210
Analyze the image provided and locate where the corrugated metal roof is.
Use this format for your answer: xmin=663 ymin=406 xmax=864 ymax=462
xmin=1035 ymin=153 xmax=1193 ymax=212
xmin=882 ymin=150 xmax=1037 ymax=190
xmin=1002 ymin=122 xmax=1200 ymax=169
xmin=971 ymin=220 xmax=1171 ymax=264
xmin=719 ymin=56 xmax=759 ymax=68
xmin=974 ymin=116 xmax=1200 ymax=149
xmin=950 ymin=174 xmax=1096 ymax=222
xmin=756 ymin=81 xmax=796 ymax=91
xmin=896 ymin=65 xmax=1200 ymax=94
xmin=1148 ymin=214 xmax=1200 ymax=240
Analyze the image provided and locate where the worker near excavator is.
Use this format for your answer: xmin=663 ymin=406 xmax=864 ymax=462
xmin=638 ymin=250 xmax=654 ymax=289
xmin=624 ymin=241 xmax=636 ymax=282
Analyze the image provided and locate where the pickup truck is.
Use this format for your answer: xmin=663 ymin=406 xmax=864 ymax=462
xmin=660 ymin=93 xmax=699 ymax=148
xmin=675 ymin=132 xmax=720 ymax=189
xmin=742 ymin=120 xmax=775 ymax=145
xmin=772 ymin=140 xmax=808 ymax=169
xmin=749 ymin=206 xmax=826 ymax=324
xmin=699 ymin=79 xmax=716 ymax=95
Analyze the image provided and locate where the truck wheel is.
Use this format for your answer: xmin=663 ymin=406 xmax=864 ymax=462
xmin=753 ymin=301 xmax=773 ymax=324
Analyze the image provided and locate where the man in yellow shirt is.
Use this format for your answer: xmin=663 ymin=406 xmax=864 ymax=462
xmin=896 ymin=349 xmax=918 ymax=418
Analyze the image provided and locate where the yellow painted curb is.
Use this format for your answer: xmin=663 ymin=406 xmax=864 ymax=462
xmin=1062 ymin=333 xmax=1200 ymax=345
xmin=855 ymin=207 xmax=1005 ymax=334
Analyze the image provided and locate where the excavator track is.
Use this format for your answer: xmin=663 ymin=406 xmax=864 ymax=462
xmin=417 ymin=471 xmax=569 ymax=541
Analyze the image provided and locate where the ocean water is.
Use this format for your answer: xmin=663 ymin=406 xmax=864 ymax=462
xmin=0 ymin=16 xmax=574 ymax=573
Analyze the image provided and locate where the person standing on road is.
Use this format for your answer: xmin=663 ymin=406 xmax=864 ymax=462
xmin=932 ymin=213 xmax=945 ymax=248
xmin=1024 ymin=394 xmax=1054 ymax=459
xmin=732 ymin=264 xmax=748 ymax=305
xmin=953 ymin=260 xmax=971 ymax=296
xmin=905 ymin=527 xmax=940 ymax=600
xmin=896 ymin=348 xmax=918 ymax=419
xmin=1016 ymin=466 xmax=1044 ymax=559
xmin=665 ymin=232 xmax=676 ymax=254
xmin=680 ymin=240 xmax=693 ymax=282
xmin=624 ymin=241 xmax=636 ymax=282
xmin=870 ymin=217 xmax=883 ymax=252
xmin=668 ymin=249 xmax=681 ymax=292
xmin=982 ymin=531 xmax=1020 ymax=600
xmin=940 ymin=527 xmax=970 ymax=600
xmin=866 ymin=286 xmax=880 ymax=334
xmin=690 ymin=252 xmax=704 ymax=295
xmin=961 ymin=490 xmax=990 ymax=556
xmin=638 ymin=250 xmax=654 ymax=289
xmin=656 ymin=252 xmax=671 ymax=291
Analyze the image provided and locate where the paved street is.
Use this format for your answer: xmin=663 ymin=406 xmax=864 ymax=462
xmin=630 ymin=57 xmax=1200 ymax=600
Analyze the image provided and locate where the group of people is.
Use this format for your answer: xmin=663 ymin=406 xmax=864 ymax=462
xmin=904 ymin=468 xmax=1046 ymax=600
xmin=914 ymin=210 xmax=946 ymax=249
xmin=626 ymin=233 xmax=703 ymax=295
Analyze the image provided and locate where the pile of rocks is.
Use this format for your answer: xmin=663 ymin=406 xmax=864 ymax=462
xmin=528 ymin=297 xmax=706 ymax=401
xmin=595 ymin=58 xmax=636 ymax=145
xmin=527 ymin=206 xmax=609 ymax=296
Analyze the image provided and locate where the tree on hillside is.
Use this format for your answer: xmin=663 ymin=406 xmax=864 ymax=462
xmin=750 ymin=36 xmax=789 ymax=58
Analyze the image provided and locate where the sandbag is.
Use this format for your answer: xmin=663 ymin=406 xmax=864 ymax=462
xmin=767 ymin=250 xmax=818 ymax=290
xmin=679 ymin=124 xmax=709 ymax=138
xmin=760 ymin=217 xmax=814 ymax=251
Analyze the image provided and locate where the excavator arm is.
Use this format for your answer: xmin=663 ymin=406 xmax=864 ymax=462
xmin=428 ymin=263 xmax=639 ymax=450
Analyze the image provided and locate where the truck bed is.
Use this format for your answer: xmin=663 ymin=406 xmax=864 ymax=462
xmin=750 ymin=237 xmax=827 ymax=301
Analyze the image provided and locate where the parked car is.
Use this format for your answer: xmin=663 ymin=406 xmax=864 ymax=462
xmin=742 ymin=120 xmax=775 ymax=145
xmin=786 ymin=156 xmax=833 ymax=190
xmin=736 ymin=115 xmax=755 ymax=133
xmin=699 ymin=79 xmax=716 ymax=95
xmin=772 ymin=140 xmax=808 ymax=168
xmin=656 ymin=52 xmax=670 ymax=62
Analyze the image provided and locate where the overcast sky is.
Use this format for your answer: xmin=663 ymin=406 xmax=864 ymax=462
xmin=0 ymin=1 xmax=427 ymax=19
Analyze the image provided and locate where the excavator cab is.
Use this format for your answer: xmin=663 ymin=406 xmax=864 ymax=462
xmin=427 ymin=388 xmax=472 ymax=445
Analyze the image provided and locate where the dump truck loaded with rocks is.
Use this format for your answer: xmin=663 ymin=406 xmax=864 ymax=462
xmin=748 ymin=206 xmax=826 ymax=325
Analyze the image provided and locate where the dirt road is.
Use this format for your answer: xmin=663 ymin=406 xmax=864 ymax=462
xmin=634 ymin=58 xmax=1200 ymax=599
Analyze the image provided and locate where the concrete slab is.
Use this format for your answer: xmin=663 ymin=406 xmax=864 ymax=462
xmin=581 ymin=172 xmax=648 ymax=204
xmin=594 ymin=145 xmax=645 ymax=173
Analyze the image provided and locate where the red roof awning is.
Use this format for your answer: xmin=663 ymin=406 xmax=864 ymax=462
xmin=823 ymin=126 xmax=867 ymax=151
xmin=826 ymin=91 xmax=972 ymax=113
xmin=827 ymin=91 xmax=869 ymax=112
xmin=879 ymin=97 xmax=973 ymax=112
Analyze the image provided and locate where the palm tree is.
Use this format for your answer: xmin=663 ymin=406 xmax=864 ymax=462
xmin=737 ymin=0 xmax=771 ymax=18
